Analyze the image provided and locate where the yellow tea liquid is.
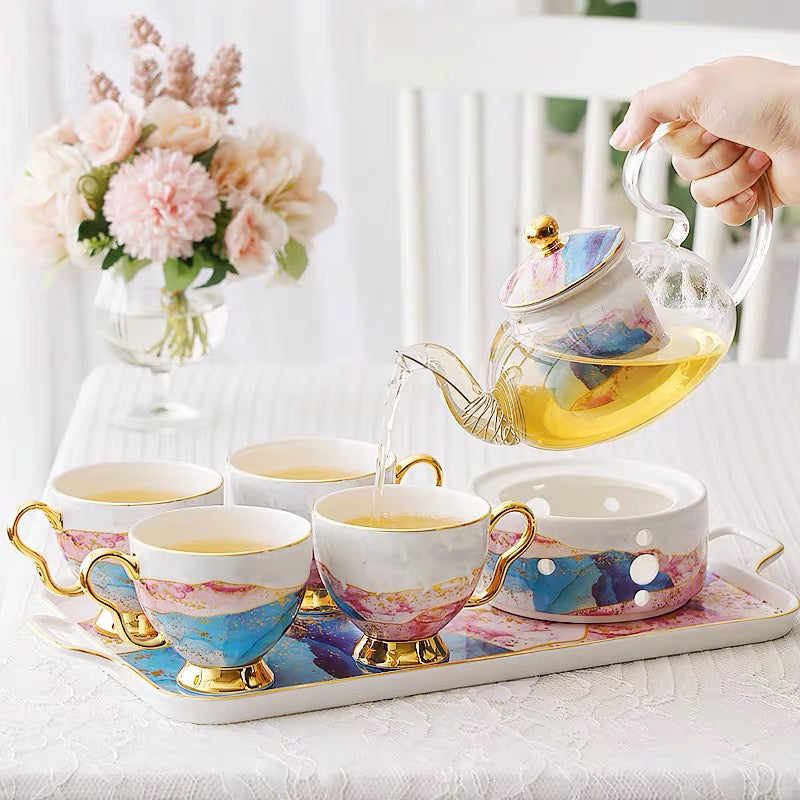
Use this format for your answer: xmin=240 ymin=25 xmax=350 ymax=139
xmin=261 ymin=467 xmax=361 ymax=481
xmin=167 ymin=537 xmax=268 ymax=554
xmin=495 ymin=325 xmax=726 ymax=449
xmin=84 ymin=489 xmax=178 ymax=503
xmin=347 ymin=513 xmax=463 ymax=530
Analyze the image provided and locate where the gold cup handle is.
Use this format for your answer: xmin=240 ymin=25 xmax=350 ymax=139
xmin=7 ymin=502 xmax=82 ymax=597
xmin=79 ymin=549 xmax=167 ymax=649
xmin=466 ymin=501 xmax=537 ymax=608
xmin=395 ymin=454 xmax=444 ymax=486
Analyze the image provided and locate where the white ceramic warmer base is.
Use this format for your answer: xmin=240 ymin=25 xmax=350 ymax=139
xmin=29 ymin=527 xmax=797 ymax=725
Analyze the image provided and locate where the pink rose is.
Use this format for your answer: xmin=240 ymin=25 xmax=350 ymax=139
xmin=143 ymin=97 xmax=225 ymax=156
xmin=224 ymin=200 xmax=289 ymax=275
xmin=77 ymin=100 xmax=141 ymax=165
xmin=209 ymin=135 xmax=254 ymax=209
xmin=276 ymin=192 xmax=337 ymax=248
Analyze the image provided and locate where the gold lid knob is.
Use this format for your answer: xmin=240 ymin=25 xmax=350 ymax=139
xmin=525 ymin=214 xmax=563 ymax=257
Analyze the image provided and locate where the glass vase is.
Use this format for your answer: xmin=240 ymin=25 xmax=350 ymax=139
xmin=94 ymin=263 xmax=227 ymax=430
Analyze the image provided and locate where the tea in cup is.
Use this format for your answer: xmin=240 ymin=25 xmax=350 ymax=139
xmin=312 ymin=484 xmax=536 ymax=669
xmin=7 ymin=461 xmax=223 ymax=640
xmin=226 ymin=438 xmax=443 ymax=614
xmin=80 ymin=505 xmax=311 ymax=693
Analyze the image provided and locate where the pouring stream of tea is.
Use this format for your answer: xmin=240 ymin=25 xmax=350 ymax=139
xmin=371 ymin=357 xmax=410 ymax=522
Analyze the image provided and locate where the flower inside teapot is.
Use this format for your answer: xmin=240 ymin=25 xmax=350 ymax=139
xmin=400 ymin=121 xmax=773 ymax=450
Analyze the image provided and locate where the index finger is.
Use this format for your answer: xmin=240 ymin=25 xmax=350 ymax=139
xmin=610 ymin=69 xmax=704 ymax=151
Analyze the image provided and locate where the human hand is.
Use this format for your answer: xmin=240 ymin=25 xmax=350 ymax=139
xmin=610 ymin=57 xmax=800 ymax=224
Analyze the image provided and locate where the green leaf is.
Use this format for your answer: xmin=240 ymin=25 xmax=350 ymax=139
xmin=587 ymin=0 xmax=637 ymax=17
xmin=193 ymin=141 xmax=219 ymax=170
xmin=163 ymin=257 xmax=202 ymax=293
xmin=546 ymin=98 xmax=587 ymax=134
xmin=101 ymin=246 xmax=125 ymax=270
xmin=197 ymin=264 xmax=229 ymax=288
xmin=77 ymin=164 xmax=118 ymax=213
xmin=276 ymin=239 xmax=308 ymax=280
xmin=192 ymin=244 xmax=224 ymax=270
xmin=77 ymin=216 xmax=109 ymax=241
xmin=192 ymin=244 xmax=236 ymax=288
xmin=138 ymin=123 xmax=157 ymax=145
xmin=116 ymin=256 xmax=150 ymax=283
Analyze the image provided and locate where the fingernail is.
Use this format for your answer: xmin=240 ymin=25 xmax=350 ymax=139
xmin=748 ymin=149 xmax=770 ymax=170
xmin=735 ymin=188 xmax=755 ymax=205
xmin=700 ymin=130 xmax=719 ymax=146
xmin=609 ymin=124 xmax=627 ymax=148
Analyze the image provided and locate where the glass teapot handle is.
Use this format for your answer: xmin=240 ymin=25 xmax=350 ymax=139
xmin=622 ymin=119 xmax=774 ymax=305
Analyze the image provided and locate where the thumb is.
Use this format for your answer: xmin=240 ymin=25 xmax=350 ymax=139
xmin=610 ymin=70 xmax=701 ymax=151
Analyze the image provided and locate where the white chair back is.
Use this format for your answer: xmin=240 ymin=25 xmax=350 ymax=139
xmin=369 ymin=12 xmax=800 ymax=365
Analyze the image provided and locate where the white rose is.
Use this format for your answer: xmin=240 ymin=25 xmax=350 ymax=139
xmin=143 ymin=97 xmax=226 ymax=155
xmin=13 ymin=197 xmax=67 ymax=263
xmin=34 ymin=116 xmax=79 ymax=148
xmin=14 ymin=140 xmax=97 ymax=266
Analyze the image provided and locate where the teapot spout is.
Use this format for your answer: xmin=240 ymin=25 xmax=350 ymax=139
xmin=398 ymin=343 xmax=522 ymax=446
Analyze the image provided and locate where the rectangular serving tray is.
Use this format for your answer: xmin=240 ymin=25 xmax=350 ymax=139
xmin=30 ymin=526 xmax=799 ymax=725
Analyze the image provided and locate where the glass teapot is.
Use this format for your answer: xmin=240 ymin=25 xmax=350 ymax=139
xmin=399 ymin=121 xmax=774 ymax=449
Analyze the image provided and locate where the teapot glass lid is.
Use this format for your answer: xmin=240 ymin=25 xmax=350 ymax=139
xmin=500 ymin=215 xmax=625 ymax=310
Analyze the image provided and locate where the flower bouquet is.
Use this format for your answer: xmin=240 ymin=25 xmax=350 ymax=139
xmin=14 ymin=15 xmax=335 ymax=427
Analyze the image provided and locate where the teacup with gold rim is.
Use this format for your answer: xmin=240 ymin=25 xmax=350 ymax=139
xmin=80 ymin=505 xmax=312 ymax=693
xmin=226 ymin=438 xmax=443 ymax=615
xmin=312 ymin=484 xmax=537 ymax=669
xmin=7 ymin=461 xmax=223 ymax=641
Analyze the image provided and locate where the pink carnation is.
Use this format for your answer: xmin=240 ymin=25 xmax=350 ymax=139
xmin=104 ymin=148 xmax=220 ymax=263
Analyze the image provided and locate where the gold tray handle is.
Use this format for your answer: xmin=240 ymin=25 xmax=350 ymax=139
xmin=395 ymin=454 xmax=444 ymax=486
xmin=466 ymin=501 xmax=537 ymax=607
xmin=7 ymin=502 xmax=82 ymax=597
xmin=80 ymin=549 xmax=167 ymax=649
xmin=708 ymin=526 xmax=784 ymax=575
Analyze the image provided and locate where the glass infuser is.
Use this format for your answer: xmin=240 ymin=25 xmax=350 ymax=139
xmin=400 ymin=121 xmax=774 ymax=449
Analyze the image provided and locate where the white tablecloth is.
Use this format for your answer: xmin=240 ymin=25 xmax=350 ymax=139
xmin=2 ymin=361 xmax=800 ymax=799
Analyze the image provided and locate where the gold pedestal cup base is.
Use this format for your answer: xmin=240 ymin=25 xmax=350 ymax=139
xmin=300 ymin=587 xmax=339 ymax=614
xmin=94 ymin=608 xmax=157 ymax=642
xmin=300 ymin=586 xmax=339 ymax=615
xmin=353 ymin=634 xmax=450 ymax=670
xmin=176 ymin=659 xmax=275 ymax=693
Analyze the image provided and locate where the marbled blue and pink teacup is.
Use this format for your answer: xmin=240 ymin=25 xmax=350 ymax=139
xmin=312 ymin=484 xmax=537 ymax=670
xmin=80 ymin=505 xmax=312 ymax=693
xmin=7 ymin=461 xmax=223 ymax=640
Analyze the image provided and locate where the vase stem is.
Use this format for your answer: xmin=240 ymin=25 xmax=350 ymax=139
xmin=150 ymin=369 xmax=173 ymax=411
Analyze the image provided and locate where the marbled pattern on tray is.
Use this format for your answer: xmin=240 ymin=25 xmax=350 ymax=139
xmin=82 ymin=571 xmax=780 ymax=697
